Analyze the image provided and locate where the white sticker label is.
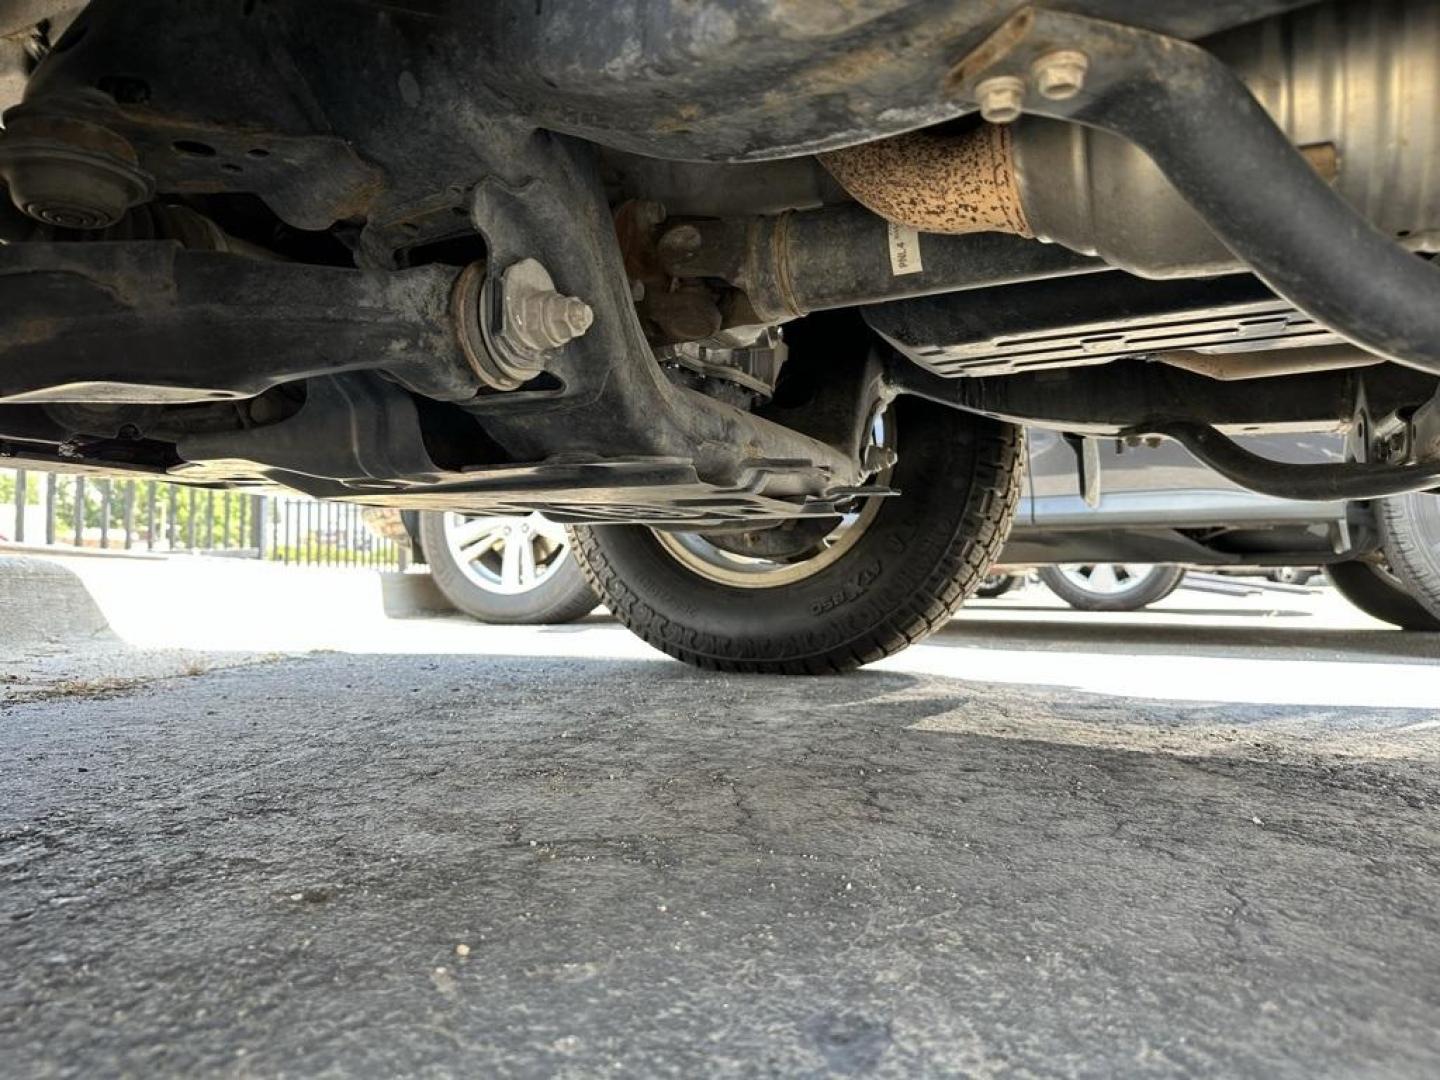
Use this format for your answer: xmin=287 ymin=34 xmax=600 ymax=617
xmin=888 ymin=222 xmax=924 ymax=276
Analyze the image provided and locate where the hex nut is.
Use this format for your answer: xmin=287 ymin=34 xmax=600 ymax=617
xmin=500 ymin=257 xmax=594 ymax=354
xmin=656 ymin=223 xmax=703 ymax=263
xmin=975 ymin=75 xmax=1026 ymax=124
xmin=1031 ymin=50 xmax=1089 ymax=101
xmin=516 ymin=291 xmax=594 ymax=349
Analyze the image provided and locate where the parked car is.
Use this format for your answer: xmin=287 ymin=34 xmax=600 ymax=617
xmin=990 ymin=430 xmax=1440 ymax=628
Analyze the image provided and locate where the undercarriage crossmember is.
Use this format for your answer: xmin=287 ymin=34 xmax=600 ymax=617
xmin=1 ymin=0 xmax=1439 ymax=515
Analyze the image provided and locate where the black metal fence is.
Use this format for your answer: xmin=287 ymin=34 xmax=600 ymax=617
xmin=1 ymin=468 xmax=408 ymax=569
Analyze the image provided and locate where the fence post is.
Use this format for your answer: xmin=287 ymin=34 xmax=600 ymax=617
xmin=12 ymin=467 xmax=26 ymax=544
xmin=73 ymin=476 xmax=85 ymax=547
xmin=44 ymin=473 xmax=56 ymax=545
xmin=98 ymin=479 xmax=111 ymax=550
xmin=251 ymin=494 xmax=268 ymax=559
xmin=122 ymin=481 xmax=136 ymax=550
xmin=147 ymin=482 xmax=157 ymax=551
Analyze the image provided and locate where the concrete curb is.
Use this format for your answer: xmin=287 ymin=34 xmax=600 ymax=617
xmin=0 ymin=555 xmax=115 ymax=650
xmin=1 ymin=549 xmax=457 ymax=656
xmin=379 ymin=570 xmax=455 ymax=618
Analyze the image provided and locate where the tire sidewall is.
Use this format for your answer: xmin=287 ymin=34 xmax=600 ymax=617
xmin=573 ymin=399 xmax=1022 ymax=668
xmin=1377 ymin=493 xmax=1440 ymax=623
xmin=1325 ymin=558 xmax=1440 ymax=631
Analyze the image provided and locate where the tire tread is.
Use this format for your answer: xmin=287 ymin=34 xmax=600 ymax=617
xmin=572 ymin=420 xmax=1023 ymax=674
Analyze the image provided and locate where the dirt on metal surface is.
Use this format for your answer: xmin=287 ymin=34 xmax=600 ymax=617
xmin=820 ymin=125 xmax=1032 ymax=236
xmin=2 ymin=634 xmax=1439 ymax=1077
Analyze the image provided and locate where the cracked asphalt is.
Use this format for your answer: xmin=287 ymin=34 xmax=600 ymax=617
xmin=3 ymin=599 xmax=1440 ymax=1077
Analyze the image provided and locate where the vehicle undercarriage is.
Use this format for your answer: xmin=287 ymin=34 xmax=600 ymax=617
xmin=3 ymin=0 xmax=1439 ymax=669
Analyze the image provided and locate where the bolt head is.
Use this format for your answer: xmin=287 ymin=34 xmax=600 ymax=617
xmin=1032 ymin=50 xmax=1089 ymax=101
xmin=975 ymin=75 xmax=1026 ymax=124
xmin=499 ymin=258 xmax=595 ymax=354
xmin=657 ymin=223 xmax=703 ymax=263
xmin=862 ymin=444 xmax=899 ymax=474
xmin=557 ymin=295 xmax=594 ymax=338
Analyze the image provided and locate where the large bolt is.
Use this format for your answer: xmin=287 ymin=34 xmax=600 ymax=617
xmin=656 ymin=223 xmax=703 ymax=265
xmin=975 ymin=75 xmax=1026 ymax=124
xmin=498 ymin=257 xmax=594 ymax=355
xmin=1031 ymin=50 xmax=1089 ymax=101
xmin=514 ymin=290 xmax=594 ymax=349
xmin=631 ymin=199 xmax=667 ymax=230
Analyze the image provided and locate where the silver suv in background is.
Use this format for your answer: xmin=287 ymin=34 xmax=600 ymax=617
xmin=990 ymin=431 xmax=1440 ymax=628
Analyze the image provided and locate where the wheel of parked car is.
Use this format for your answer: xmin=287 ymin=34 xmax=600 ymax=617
xmin=1328 ymin=493 xmax=1440 ymax=631
xmin=418 ymin=511 xmax=598 ymax=625
xmin=1327 ymin=559 xmax=1440 ymax=632
xmin=1036 ymin=564 xmax=1187 ymax=612
xmin=974 ymin=573 xmax=1023 ymax=599
xmin=570 ymin=399 xmax=1023 ymax=674
xmin=1375 ymin=492 xmax=1440 ymax=627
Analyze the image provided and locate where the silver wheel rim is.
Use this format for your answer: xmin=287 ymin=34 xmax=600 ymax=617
xmin=652 ymin=409 xmax=892 ymax=590
xmin=1057 ymin=563 xmax=1161 ymax=597
xmin=440 ymin=511 xmax=571 ymax=595
xmin=653 ymin=500 xmax=883 ymax=589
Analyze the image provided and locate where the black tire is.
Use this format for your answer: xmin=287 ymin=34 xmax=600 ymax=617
xmin=570 ymin=399 xmax=1023 ymax=674
xmin=975 ymin=573 xmax=1023 ymax=599
xmin=1376 ymin=492 xmax=1440 ymax=626
xmin=418 ymin=511 xmax=598 ymax=625
xmin=1326 ymin=559 xmax=1440 ymax=632
xmin=1036 ymin=564 xmax=1187 ymax=612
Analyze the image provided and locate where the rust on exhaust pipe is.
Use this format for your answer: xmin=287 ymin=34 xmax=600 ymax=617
xmin=818 ymin=124 xmax=1032 ymax=237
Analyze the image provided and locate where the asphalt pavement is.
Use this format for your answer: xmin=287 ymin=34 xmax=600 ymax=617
xmin=3 ymin=580 xmax=1440 ymax=1077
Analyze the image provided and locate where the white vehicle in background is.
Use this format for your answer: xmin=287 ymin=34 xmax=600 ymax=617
xmin=983 ymin=430 xmax=1440 ymax=627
